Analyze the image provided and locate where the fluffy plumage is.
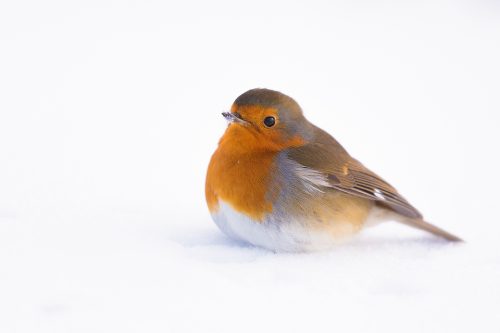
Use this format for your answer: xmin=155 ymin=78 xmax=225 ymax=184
xmin=206 ymin=88 xmax=462 ymax=251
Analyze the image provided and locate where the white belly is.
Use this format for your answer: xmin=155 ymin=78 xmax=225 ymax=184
xmin=211 ymin=200 xmax=344 ymax=252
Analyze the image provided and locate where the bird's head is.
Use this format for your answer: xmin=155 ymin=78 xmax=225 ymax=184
xmin=220 ymin=88 xmax=313 ymax=152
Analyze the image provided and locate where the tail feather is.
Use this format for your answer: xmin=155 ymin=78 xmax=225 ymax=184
xmin=398 ymin=218 xmax=463 ymax=242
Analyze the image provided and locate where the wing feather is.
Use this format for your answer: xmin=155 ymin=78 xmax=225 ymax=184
xmin=286 ymin=128 xmax=422 ymax=219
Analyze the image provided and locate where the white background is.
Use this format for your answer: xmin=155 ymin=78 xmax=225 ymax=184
xmin=1 ymin=1 xmax=499 ymax=332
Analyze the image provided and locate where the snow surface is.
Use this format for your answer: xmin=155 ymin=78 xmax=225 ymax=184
xmin=1 ymin=1 xmax=500 ymax=332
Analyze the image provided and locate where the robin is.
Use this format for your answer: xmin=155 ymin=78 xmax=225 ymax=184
xmin=205 ymin=88 xmax=462 ymax=251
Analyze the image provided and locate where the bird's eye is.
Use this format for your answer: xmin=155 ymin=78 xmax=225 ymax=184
xmin=263 ymin=116 xmax=275 ymax=127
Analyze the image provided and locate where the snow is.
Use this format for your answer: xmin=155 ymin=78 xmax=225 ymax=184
xmin=1 ymin=1 xmax=500 ymax=332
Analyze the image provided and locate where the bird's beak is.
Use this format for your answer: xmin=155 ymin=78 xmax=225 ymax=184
xmin=222 ymin=112 xmax=247 ymax=125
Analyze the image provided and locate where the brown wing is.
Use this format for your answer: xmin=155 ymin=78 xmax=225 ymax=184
xmin=287 ymin=127 xmax=422 ymax=219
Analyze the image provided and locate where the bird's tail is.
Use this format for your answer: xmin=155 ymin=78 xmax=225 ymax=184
xmin=398 ymin=217 xmax=463 ymax=242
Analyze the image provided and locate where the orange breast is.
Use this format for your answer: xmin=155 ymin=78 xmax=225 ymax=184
xmin=205 ymin=152 xmax=276 ymax=221
xmin=205 ymin=129 xmax=278 ymax=221
xmin=205 ymin=120 xmax=303 ymax=221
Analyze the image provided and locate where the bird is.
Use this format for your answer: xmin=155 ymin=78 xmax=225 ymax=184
xmin=205 ymin=88 xmax=462 ymax=252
